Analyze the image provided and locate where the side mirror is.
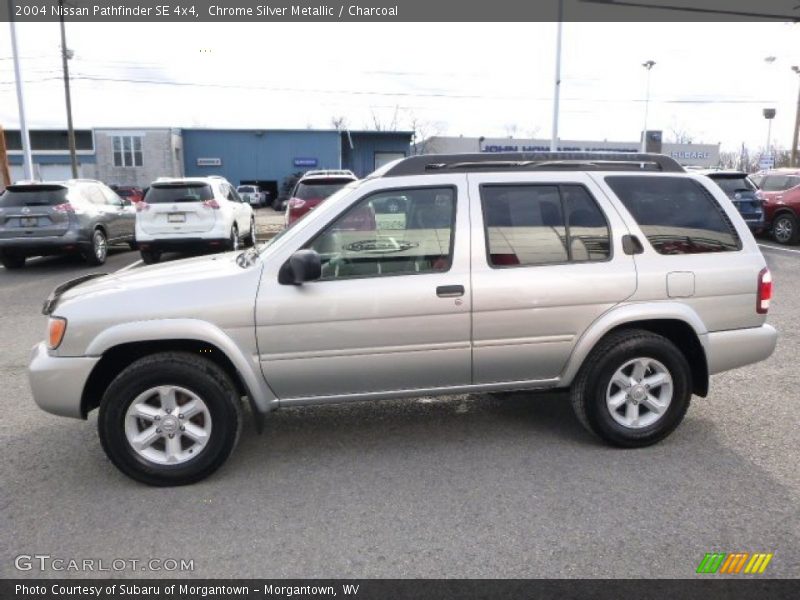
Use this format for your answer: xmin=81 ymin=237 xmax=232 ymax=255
xmin=278 ymin=249 xmax=322 ymax=285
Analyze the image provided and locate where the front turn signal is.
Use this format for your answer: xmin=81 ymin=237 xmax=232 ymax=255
xmin=48 ymin=317 xmax=67 ymax=349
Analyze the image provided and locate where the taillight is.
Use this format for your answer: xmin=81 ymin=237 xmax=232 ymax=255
xmin=135 ymin=201 xmax=150 ymax=212
xmin=203 ymin=199 xmax=220 ymax=209
xmin=52 ymin=202 xmax=74 ymax=213
xmin=287 ymin=198 xmax=305 ymax=210
xmin=757 ymin=267 xmax=772 ymax=314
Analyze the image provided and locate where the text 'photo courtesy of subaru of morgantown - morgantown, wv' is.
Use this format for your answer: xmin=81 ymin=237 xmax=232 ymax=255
xmin=27 ymin=153 xmax=777 ymax=486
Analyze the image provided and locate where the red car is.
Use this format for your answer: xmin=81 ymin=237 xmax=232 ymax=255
xmin=285 ymin=170 xmax=357 ymax=226
xmin=758 ymin=169 xmax=800 ymax=245
xmin=111 ymin=185 xmax=144 ymax=204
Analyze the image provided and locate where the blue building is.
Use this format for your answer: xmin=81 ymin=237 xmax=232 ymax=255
xmin=182 ymin=129 xmax=412 ymax=199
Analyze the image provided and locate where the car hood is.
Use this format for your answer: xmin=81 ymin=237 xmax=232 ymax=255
xmin=56 ymin=251 xmax=251 ymax=306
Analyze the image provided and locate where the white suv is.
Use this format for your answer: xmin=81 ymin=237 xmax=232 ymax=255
xmin=135 ymin=176 xmax=255 ymax=264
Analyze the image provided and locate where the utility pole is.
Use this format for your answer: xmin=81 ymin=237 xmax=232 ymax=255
xmin=59 ymin=0 xmax=78 ymax=178
xmin=9 ymin=5 xmax=34 ymax=180
xmin=792 ymin=66 xmax=800 ymax=168
xmin=0 ymin=126 xmax=11 ymax=187
xmin=550 ymin=0 xmax=563 ymax=152
xmin=641 ymin=60 xmax=656 ymax=153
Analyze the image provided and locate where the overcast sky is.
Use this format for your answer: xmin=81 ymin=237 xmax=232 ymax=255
xmin=0 ymin=21 xmax=798 ymax=152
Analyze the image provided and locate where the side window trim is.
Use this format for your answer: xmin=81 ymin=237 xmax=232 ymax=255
xmin=479 ymin=182 xmax=612 ymax=269
xmin=302 ymin=184 xmax=459 ymax=282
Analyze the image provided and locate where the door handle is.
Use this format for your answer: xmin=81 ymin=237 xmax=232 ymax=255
xmin=436 ymin=285 xmax=465 ymax=298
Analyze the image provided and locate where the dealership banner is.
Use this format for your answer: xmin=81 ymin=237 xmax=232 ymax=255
xmin=2 ymin=579 xmax=799 ymax=600
xmin=0 ymin=0 xmax=798 ymax=22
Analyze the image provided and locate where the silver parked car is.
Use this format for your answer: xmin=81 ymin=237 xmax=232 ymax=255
xmin=0 ymin=180 xmax=136 ymax=269
xmin=29 ymin=153 xmax=777 ymax=485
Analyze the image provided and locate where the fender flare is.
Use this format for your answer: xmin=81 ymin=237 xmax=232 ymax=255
xmin=559 ymin=302 xmax=708 ymax=386
xmin=85 ymin=318 xmax=278 ymax=413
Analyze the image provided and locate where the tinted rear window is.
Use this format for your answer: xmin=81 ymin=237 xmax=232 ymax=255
xmin=606 ymin=176 xmax=740 ymax=254
xmin=295 ymin=179 xmax=353 ymax=200
xmin=709 ymin=175 xmax=756 ymax=194
xmin=237 ymin=186 xmax=257 ymax=193
xmin=0 ymin=185 xmax=68 ymax=207
xmin=760 ymin=175 xmax=800 ymax=192
xmin=146 ymin=184 xmax=213 ymax=204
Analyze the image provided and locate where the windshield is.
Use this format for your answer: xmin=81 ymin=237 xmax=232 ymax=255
xmin=146 ymin=183 xmax=213 ymax=203
xmin=0 ymin=185 xmax=69 ymax=207
xmin=237 ymin=186 xmax=257 ymax=193
xmin=710 ymin=175 xmax=756 ymax=194
xmin=294 ymin=179 xmax=353 ymax=200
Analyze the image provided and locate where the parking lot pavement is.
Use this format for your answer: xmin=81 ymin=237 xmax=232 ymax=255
xmin=1 ymin=240 xmax=798 ymax=579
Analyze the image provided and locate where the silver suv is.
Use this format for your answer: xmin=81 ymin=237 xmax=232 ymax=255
xmin=28 ymin=153 xmax=778 ymax=486
xmin=0 ymin=180 xmax=135 ymax=268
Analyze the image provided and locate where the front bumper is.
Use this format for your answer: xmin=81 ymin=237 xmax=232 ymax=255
xmin=28 ymin=342 xmax=99 ymax=419
xmin=705 ymin=324 xmax=777 ymax=375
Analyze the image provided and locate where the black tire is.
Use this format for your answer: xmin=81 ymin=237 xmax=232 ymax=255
xmin=140 ymin=249 xmax=161 ymax=264
xmin=569 ymin=329 xmax=691 ymax=447
xmin=228 ymin=225 xmax=240 ymax=251
xmin=245 ymin=218 xmax=256 ymax=247
xmin=772 ymin=212 xmax=799 ymax=245
xmin=0 ymin=253 xmax=26 ymax=269
xmin=83 ymin=229 xmax=108 ymax=266
xmin=98 ymin=352 xmax=242 ymax=486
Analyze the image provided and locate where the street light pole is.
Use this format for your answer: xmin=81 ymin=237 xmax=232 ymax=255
xmin=641 ymin=60 xmax=656 ymax=153
xmin=8 ymin=5 xmax=34 ymax=180
xmin=550 ymin=0 xmax=563 ymax=152
xmin=59 ymin=0 xmax=78 ymax=178
xmin=791 ymin=65 xmax=800 ymax=168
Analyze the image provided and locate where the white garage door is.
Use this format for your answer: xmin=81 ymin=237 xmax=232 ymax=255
xmin=39 ymin=164 xmax=79 ymax=181
xmin=374 ymin=152 xmax=406 ymax=170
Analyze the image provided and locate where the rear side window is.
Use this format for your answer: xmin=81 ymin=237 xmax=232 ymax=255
xmin=606 ymin=176 xmax=740 ymax=254
xmin=760 ymin=175 xmax=800 ymax=192
xmin=0 ymin=185 xmax=68 ymax=207
xmin=145 ymin=184 xmax=213 ymax=204
xmin=481 ymin=184 xmax=610 ymax=267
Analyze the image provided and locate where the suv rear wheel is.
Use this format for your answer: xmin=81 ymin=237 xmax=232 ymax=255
xmin=0 ymin=253 xmax=26 ymax=269
xmin=83 ymin=229 xmax=108 ymax=266
xmin=98 ymin=352 xmax=242 ymax=486
xmin=140 ymin=249 xmax=161 ymax=264
xmin=228 ymin=225 xmax=240 ymax=251
xmin=570 ymin=329 xmax=691 ymax=447
xmin=772 ymin=213 xmax=798 ymax=245
xmin=245 ymin=218 xmax=256 ymax=247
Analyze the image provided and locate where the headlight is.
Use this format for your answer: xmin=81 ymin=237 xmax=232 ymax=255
xmin=48 ymin=317 xmax=67 ymax=350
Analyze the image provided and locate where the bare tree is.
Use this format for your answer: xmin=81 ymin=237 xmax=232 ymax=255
xmin=367 ymin=106 xmax=401 ymax=132
xmin=330 ymin=116 xmax=348 ymax=131
xmin=406 ymin=112 xmax=445 ymax=154
xmin=504 ymin=123 xmax=519 ymax=138
xmin=667 ymin=125 xmax=694 ymax=144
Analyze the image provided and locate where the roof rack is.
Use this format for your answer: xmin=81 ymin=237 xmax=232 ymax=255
xmin=382 ymin=152 xmax=684 ymax=177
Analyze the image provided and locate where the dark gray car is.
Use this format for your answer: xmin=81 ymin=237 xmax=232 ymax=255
xmin=0 ymin=180 xmax=136 ymax=269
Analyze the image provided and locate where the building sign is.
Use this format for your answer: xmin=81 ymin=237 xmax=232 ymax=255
xmin=197 ymin=157 xmax=222 ymax=167
xmin=293 ymin=157 xmax=318 ymax=167
xmin=759 ymin=156 xmax=775 ymax=170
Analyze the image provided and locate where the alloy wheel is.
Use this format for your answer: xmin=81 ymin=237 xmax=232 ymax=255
xmin=605 ymin=357 xmax=673 ymax=429
xmin=124 ymin=385 xmax=212 ymax=465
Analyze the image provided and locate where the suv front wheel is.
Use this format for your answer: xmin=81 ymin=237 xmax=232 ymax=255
xmin=570 ymin=329 xmax=691 ymax=447
xmin=98 ymin=352 xmax=242 ymax=486
xmin=83 ymin=229 xmax=108 ymax=266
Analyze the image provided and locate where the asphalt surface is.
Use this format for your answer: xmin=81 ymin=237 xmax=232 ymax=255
xmin=1 ymin=224 xmax=798 ymax=579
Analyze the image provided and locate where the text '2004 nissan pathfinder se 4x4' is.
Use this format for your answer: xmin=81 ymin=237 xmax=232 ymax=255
xmin=29 ymin=153 xmax=777 ymax=486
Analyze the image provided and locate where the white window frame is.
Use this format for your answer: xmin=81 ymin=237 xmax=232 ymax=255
xmin=112 ymin=135 xmax=143 ymax=167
